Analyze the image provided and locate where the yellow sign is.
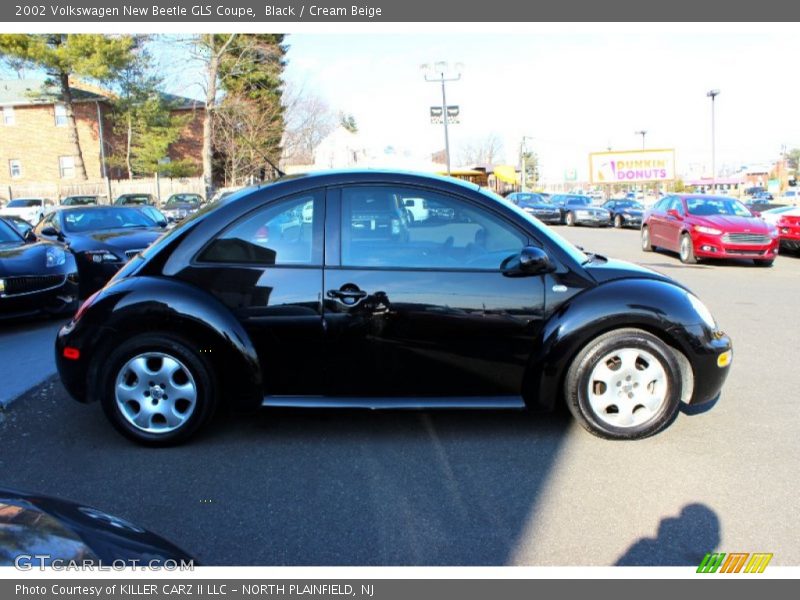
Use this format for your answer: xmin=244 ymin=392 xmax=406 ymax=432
xmin=590 ymin=149 xmax=676 ymax=184
xmin=493 ymin=165 xmax=518 ymax=185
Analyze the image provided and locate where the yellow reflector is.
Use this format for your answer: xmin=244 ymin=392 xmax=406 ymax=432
xmin=717 ymin=350 xmax=732 ymax=368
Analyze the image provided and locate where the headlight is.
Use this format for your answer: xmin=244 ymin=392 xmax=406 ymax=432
xmin=83 ymin=250 xmax=120 ymax=263
xmin=687 ymin=293 xmax=717 ymax=329
xmin=693 ymin=225 xmax=722 ymax=235
xmin=45 ymin=246 xmax=66 ymax=267
xmin=768 ymin=227 xmax=779 ymax=238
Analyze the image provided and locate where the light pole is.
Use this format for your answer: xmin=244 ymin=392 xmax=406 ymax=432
xmin=519 ymin=135 xmax=534 ymax=191
xmin=635 ymin=130 xmax=647 ymax=196
xmin=422 ymin=62 xmax=462 ymax=175
xmin=707 ymin=89 xmax=720 ymax=194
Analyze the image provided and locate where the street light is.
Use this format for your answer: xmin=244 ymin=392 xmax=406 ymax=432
xmin=634 ymin=130 xmax=647 ymax=197
xmin=422 ymin=62 xmax=462 ymax=175
xmin=635 ymin=130 xmax=647 ymax=150
xmin=707 ymin=89 xmax=721 ymax=194
xmin=519 ymin=135 xmax=535 ymax=191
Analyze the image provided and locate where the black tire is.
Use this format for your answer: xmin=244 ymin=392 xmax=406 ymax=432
xmin=614 ymin=214 xmax=624 ymax=229
xmin=565 ymin=211 xmax=576 ymax=226
xmin=564 ymin=328 xmax=683 ymax=440
xmin=754 ymin=258 xmax=774 ymax=267
xmin=641 ymin=226 xmax=653 ymax=252
xmin=97 ymin=333 xmax=218 ymax=446
xmin=679 ymin=233 xmax=697 ymax=264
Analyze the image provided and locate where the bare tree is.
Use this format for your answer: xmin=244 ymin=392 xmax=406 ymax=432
xmin=281 ymin=82 xmax=337 ymax=166
xmin=458 ymin=133 xmax=504 ymax=166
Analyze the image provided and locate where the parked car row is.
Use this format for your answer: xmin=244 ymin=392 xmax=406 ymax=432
xmin=506 ymin=192 xmax=645 ymax=229
xmin=0 ymin=205 xmax=169 ymax=320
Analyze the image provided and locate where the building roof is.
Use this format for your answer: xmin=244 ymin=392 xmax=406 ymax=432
xmin=0 ymin=78 xmax=201 ymax=109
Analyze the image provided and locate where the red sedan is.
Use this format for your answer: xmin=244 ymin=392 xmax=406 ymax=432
xmin=775 ymin=209 xmax=800 ymax=253
xmin=641 ymin=194 xmax=779 ymax=266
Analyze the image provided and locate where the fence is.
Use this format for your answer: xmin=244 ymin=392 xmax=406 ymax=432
xmin=3 ymin=176 xmax=205 ymax=206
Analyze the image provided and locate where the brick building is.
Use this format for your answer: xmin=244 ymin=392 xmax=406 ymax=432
xmin=0 ymin=78 xmax=203 ymax=192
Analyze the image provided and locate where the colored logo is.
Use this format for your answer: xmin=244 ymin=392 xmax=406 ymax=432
xmin=697 ymin=552 xmax=773 ymax=573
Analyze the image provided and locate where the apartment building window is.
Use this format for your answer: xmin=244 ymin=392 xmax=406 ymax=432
xmin=59 ymin=156 xmax=75 ymax=179
xmin=54 ymin=103 xmax=68 ymax=126
xmin=9 ymin=159 xmax=22 ymax=179
xmin=3 ymin=106 xmax=14 ymax=125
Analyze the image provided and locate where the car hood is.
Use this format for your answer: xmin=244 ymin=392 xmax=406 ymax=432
xmin=693 ymin=215 xmax=770 ymax=232
xmin=0 ymin=240 xmax=53 ymax=277
xmin=617 ymin=208 xmax=643 ymax=216
xmin=69 ymin=228 xmax=163 ymax=255
xmin=584 ymin=256 xmax=675 ymax=286
xmin=163 ymin=203 xmax=198 ymax=211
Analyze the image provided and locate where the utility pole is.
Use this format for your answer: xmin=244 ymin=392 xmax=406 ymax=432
xmin=423 ymin=62 xmax=462 ymax=175
xmin=707 ymin=90 xmax=720 ymax=194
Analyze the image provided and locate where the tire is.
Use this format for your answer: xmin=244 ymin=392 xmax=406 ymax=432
xmin=679 ymin=233 xmax=697 ymax=264
xmin=754 ymin=258 xmax=774 ymax=267
xmin=565 ymin=212 xmax=576 ymax=226
xmin=641 ymin=226 xmax=653 ymax=252
xmin=97 ymin=333 xmax=218 ymax=446
xmin=614 ymin=214 xmax=623 ymax=229
xmin=564 ymin=328 xmax=683 ymax=440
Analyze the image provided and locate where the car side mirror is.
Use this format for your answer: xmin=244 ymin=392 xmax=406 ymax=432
xmin=503 ymin=246 xmax=555 ymax=277
xmin=40 ymin=226 xmax=62 ymax=239
xmin=667 ymin=209 xmax=682 ymax=218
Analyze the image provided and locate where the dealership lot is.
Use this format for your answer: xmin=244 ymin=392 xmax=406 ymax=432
xmin=1 ymin=226 xmax=798 ymax=566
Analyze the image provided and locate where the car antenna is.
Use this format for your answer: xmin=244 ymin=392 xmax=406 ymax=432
xmin=233 ymin=135 xmax=285 ymax=178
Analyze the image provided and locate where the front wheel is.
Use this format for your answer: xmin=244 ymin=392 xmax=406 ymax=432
xmin=679 ymin=233 xmax=697 ymax=264
xmin=641 ymin=226 xmax=653 ymax=252
xmin=565 ymin=212 xmax=576 ymax=226
xmin=564 ymin=328 xmax=683 ymax=440
xmin=98 ymin=334 xmax=218 ymax=446
xmin=614 ymin=214 xmax=623 ymax=228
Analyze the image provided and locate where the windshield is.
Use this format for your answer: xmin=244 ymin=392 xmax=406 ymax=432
xmin=63 ymin=196 xmax=96 ymax=205
xmin=482 ymin=189 xmax=588 ymax=265
xmin=567 ymin=196 xmax=591 ymax=206
xmin=62 ymin=207 xmax=155 ymax=233
xmin=686 ymin=197 xmax=752 ymax=217
xmin=515 ymin=194 xmax=550 ymax=207
xmin=0 ymin=218 xmax=23 ymax=243
xmin=116 ymin=195 xmax=151 ymax=205
xmin=166 ymin=194 xmax=202 ymax=206
xmin=8 ymin=199 xmax=42 ymax=208
xmin=615 ymin=201 xmax=643 ymax=209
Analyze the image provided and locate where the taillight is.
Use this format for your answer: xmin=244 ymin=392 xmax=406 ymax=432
xmin=73 ymin=290 xmax=100 ymax=322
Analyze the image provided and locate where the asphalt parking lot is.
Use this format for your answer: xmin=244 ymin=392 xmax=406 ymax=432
xmin=1 ymin=226 xmax=798 ymax=566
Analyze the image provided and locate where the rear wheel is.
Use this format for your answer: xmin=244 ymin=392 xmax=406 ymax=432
xmin=679 ymin=233 xmax=697 ymax=264
xmin=98 ymin=334 xmax=218 ymax=446
xmin=641 ymin=226 xmax=653 ymax=252
xmin=565 ymin=328 xmax=683 ymax=440
xmin=614 ymin=214 xmax=624 ymax=228
xmin=565 ymin=212 xmax=576 ymax=226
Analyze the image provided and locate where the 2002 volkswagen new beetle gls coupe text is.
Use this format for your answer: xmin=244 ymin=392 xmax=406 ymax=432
xmin=55 ymin=171 xmax=733 ymax=445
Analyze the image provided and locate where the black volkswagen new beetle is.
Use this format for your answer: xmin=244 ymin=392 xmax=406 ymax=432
xmin=55 ymin=171 xmax=732 ymax=445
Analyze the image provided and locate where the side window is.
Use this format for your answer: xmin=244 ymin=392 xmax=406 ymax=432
xmin=198 ymin=192 xmax=321 ymax=266
xmin=668 ymin=197 xmax=684 ymax=214
xmin=340 ymin=186 xmax=526 ymax=270
xmin=653 ymin=197 xmax=669 ymax=211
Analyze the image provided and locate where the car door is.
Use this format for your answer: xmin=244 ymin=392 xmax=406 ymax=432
xmin=647 ymin=197 xmax=671 ymax=246
xmin=176 ymin=190 xmax=326 ymax=395
xmin=661 ymin=197 xmax=686 ymax=251
xmin=323 ymin=184 xmax=546 ymax=399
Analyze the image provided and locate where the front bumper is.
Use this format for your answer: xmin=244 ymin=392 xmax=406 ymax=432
xmin=682 ymin=326 xmax=733 ymax=405
xmin=620 ymin=215 xmax=642 ymax=227
xmin=692 ymin=233 xmax=778 ymax=260
xmin=575 ymin=214 xmax=611 ymax=226
xmin=0 ymin=272 xmax=79 ymax=320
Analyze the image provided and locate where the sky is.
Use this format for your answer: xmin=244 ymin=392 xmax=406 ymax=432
xmin=5 ymin=29 xmax=799 ymax=182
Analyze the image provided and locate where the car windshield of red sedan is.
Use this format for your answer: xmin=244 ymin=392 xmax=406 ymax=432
xmin=686 ymin=197 xmax=752 ymax=217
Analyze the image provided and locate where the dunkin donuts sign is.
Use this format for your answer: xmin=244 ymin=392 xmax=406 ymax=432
xmin=590 ymin=149 xmax=676 ymax=184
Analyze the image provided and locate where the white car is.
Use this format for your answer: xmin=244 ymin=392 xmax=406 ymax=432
xmin=0 ymin=197 xmax=55 ymax=224
xmin=401 ymin=197 xmax=430 ymax=223
xmin=780 ymin=189 xmax=799 ymax=205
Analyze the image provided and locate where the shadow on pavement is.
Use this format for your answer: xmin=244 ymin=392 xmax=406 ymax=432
xmin=1 ymin=382 xmax=573 ymax=566
xmin=615 ymin=503 xmax=720 ymax=566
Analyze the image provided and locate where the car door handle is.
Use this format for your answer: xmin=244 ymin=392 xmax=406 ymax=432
xmin=327 ymin=287 xmax=368 ymax=303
